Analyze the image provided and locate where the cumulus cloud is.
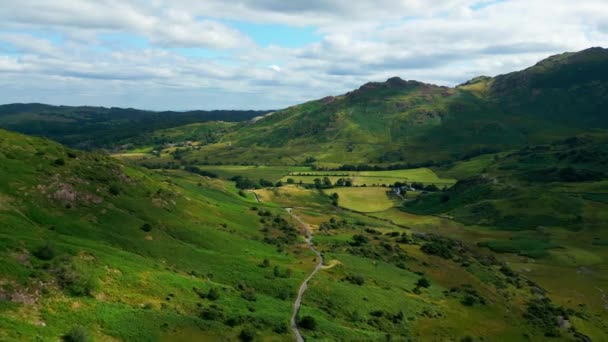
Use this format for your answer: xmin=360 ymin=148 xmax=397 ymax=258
xmin=0 ymin=0 xmax=607 ymax=109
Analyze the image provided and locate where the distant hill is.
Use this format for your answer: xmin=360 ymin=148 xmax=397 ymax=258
xmin=176 ymin=47 xmax=608 ymax=166
xmin=0 ymin=103 xmax=268 ymax=149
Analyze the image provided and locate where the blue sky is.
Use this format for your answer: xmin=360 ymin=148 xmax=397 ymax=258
xmin=0 ymin=0 xmax=606 ymax=110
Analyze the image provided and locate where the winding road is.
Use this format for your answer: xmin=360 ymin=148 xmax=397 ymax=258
xmin=286 ymin=208 xmax=324 ymax=342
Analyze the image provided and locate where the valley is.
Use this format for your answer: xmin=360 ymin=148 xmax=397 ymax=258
xmin=0 ymin=47 xmax=607 ymax=341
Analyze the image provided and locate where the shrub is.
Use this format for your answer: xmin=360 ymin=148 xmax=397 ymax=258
xmin=420 ymin=240 xmax=453 ymax=259
xmin=346 ymin=274 xmax=365 ymax=285
xmin=461 ymin=295 xmax=477 ymax=306
xmin=54 ymin=158 xmax=66 ymax=166
xmin=33 ymin=243 xmax=56 ymax=261
xmin=207 ymin=287 xmax=220 ymax=301
xmin=62 ymin=326 xmax=90 ymax=342
xmin=351 ymin=234 xmax=369 ymax=246
xmin=140 ymin=223 xmax=152 ymax=232
xmin=241 ymin=289 xmax=257 ymax=302
xmin=298 ymin=315 xmax=317 ymax=330
xmin=109 ymin=184 xmax=121 ymax=196
xmin=199 ymin=305 xmax=224 ymax=321
xmin=416 ymin=277 xmax=431 ymax=288
xmin=55 ymin=262 xmax=98 ymax=297
xmin=238 ymin=329 xmax=255 ymax=342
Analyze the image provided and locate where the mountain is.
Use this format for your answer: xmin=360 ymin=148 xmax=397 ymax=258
xmin=172 ymin=47 xmax=608 ymax=166
xmin=0 ymin=103 xmax=268 ymax=149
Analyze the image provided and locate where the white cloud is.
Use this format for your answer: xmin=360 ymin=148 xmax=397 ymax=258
xmin=0 ymin=0 xmax=607 ymax=109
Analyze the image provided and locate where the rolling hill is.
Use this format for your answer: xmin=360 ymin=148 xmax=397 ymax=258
xmin=166 ymin=47 xmax=608 ymax=166
xmin=0 ymin=103 xmax=268 ymax=149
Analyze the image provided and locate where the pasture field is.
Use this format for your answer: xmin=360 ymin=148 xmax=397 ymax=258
xmin=325 ymin=187 xmax=395 ymax=212
xmin=282 ymin=167 xmax=456 ymax=186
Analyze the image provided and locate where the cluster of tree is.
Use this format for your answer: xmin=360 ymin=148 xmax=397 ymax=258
xmin=231 ymin=176 xmax=283 ymax=189
xmin=183 ymin=166 xmax=219 ymax=178
xmin=257 ymin=210 xmax=298 ymax=249
xmin=524 ymin=166 xmax=605 ymax=183
xmin=523 ymin=298 xmax=568 ymax=337
xmin=295 ymin=177 xmax=354 ymax=190
xmin=417 ymin=234 xmax=467 ymax=260
xmin=314 ymin=161 xmax=442 ymax=172
xmin=319 ymin=217 xmax=349 ymax=231
xmin=392 ymin=181 xmax=442 ymax=192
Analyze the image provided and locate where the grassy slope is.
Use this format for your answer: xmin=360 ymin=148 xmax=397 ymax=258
xmin=0 ymin=129 xmax=303 ymax=341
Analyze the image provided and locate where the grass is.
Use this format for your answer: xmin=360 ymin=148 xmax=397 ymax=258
xmin=326 ymin=187 xmax=395 ymax=212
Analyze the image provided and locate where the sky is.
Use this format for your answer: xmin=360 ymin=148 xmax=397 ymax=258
xmin=0 ymin=0 xmax=607 ymax=110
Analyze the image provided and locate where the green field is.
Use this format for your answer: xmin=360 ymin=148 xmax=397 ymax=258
xmin=326 ymin=187 xmax=395 ymax=212
xmin=283 ymin=168 xmax=456 ymax=186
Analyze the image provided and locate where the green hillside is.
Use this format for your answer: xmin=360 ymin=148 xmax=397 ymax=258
xmin=0 ymin=103 xmax=266 ymax=149
xmin=159 ymin=47 xmax=608 ymax=166
xmin=4 ymin=129 xmax=602 ymax=340
xmin=0 ymin=129 xmax=304 ymax=340
xmin=2 ymin=47 xmax=608 ymax=341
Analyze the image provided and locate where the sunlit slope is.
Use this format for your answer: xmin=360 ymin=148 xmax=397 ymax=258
xmin=0 ymin=129 xmax=302 ymax=340
xmin=182 ymin=47 xmax=608 ymax=165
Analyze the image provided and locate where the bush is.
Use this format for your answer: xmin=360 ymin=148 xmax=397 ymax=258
xmin=109 ymin=184 xmax=121 ymax=196
xmin=346 ymin=274 xmax=365 ymax=285
xmin=298 ymin=315 xmax=317 ymax=330
xmin=54 ymin=158 xmax=66 ymax=166
xmin=33 ymin=243 xmax=56 ymax=261
xmin=207 ymin=287 xmax=220 ymax=301
xmin=416 ymin=277 xmax=431 ymax=288
xmin=351 ymin=234 xmax=369 ymax=246
xmin=461 ymin=295 xmax=477 ymax=306
xmin=55 ymin=262 xmax=98 ymax=297
xmin=199 ymin=305 xmax=224 ymax=321
xmin=238 ymin=329 xmax=255 ymax=342
xmin=62 ymin=326 xmax=90 ymax=342
xmin=241 ymin=289 xmax=257 ymax=302
xmin=140 ymin=223 xmax=152 ymax=232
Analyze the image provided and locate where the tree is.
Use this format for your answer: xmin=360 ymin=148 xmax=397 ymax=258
xmin=313 ymin=178 xmax=322 ymax=189
xmin=323 ymin=177 xmax=333 ymax=188
xmin=330 ymin=192 xmax=339 ymax=206
xmin=335 ymin=178 xmax=345 ymax=187
xmin=344 ymin=178 xmax=353 ymax=187
xmin=286 ymin=178 xmax=295 ymax=184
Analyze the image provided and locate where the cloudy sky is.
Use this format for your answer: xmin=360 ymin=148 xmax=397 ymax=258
xmin=0 ymin=0 xmax=607 ymax=110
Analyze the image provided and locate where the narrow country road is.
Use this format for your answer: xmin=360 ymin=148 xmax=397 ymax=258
xmin=286 ymin=208 xmax=324 ymax=342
